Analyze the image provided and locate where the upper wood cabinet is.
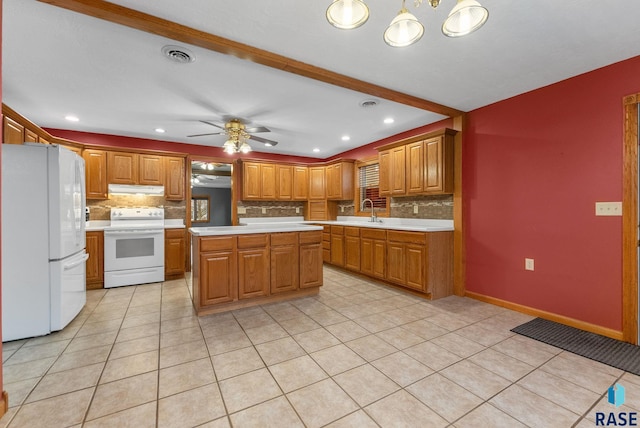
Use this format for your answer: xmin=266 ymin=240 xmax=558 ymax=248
xmin=25 ymin=128 xmax=38 ymax=143
xmin=83 ymin=149 xmax=108 ymax=199
xmin=308 ymin=166 xmax=326 ymax=200
xmin=378 ymin=128 xmax=456 ymax=196
xmin=242 ymin=161 xmax=277 ymax=200
xmin=165 ymin=156 xmax=185 ymax=201
xmin=277 ymin=165 xmax=293 ymax=200
xmin=261 ymin=163 xmax=277 ymax=200
xmin=292 ymin=166 xmax=308 ymax=200
xmin=138 ymin=154 xmax=164 ymax=185
xmin=3 ymin=116 xmax=24 ymax=145
xmin=326 ymin=161 xmax=354 ymax=200
xmin=107 ymin=151 xmax=138 ymax=184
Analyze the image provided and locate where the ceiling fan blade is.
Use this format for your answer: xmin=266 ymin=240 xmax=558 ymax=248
xmin=245 ymin=126 xmax=270 ymax=133
xmin=249 ymin=135 xmax=278 ymax=146
xmin=187 ymin=131 xmax=225 ymax=137
xmin=199 ymin=120 xmax=225 ymax=130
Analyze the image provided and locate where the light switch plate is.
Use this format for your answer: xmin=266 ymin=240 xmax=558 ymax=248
xmin=261 ymin=207 xmax=267 ymax=214
xmin=413 ymin=205 xmax=419 ymax=214
xmin=595 ymin=202 xmax=622 ymax=216
xmin=525 ymin=258 xmax=535 ymax=271
xmin=237 ymin=206 xmax=247 ymax=214
xmin=296 ymin=207 xmax=300 ymax=214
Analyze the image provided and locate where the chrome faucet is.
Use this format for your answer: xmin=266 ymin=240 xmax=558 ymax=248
xmin=362 ymin=198 xmax=377 ymax=222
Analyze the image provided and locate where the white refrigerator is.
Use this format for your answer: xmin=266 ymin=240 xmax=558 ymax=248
xmin=2 ymin=144 xmax=88 ymax=341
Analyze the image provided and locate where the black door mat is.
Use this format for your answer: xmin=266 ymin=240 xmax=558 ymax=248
xmin=511 ymin=318 xmax=640 ymax=376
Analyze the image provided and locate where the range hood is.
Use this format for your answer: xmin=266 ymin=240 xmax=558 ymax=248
xmin=108 ymin=184 xmax=165 ymax=195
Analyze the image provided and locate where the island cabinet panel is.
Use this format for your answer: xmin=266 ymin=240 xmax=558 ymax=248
xmin=107 ymin=151 xmax=138 ymax=184
xmin=344 ymin=227 xmax=360 ymax=272
xmin=83 ymin=149 xmax=108 ymax=199
xmin=271 ymin=232 xmax=299 ymax=294
xmin=138 ymin=154 xmax=164 ymax=185
xmin=238 ymin=234 xmax=270 ymax=299
xmin=200 ymin=251 xmax=237 ymax=306
xmin=299 ymin=230 xmax=323 ymax=288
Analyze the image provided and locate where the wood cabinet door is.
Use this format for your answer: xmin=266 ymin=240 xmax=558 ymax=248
xmin=139 ymin=154 xmax=164 ymax=185
xmin=164 ymin=229 xmax=185 ymax=277
xmin=308 ymin=166 xmax=326 ymax=199
xmin=345 ymin=235 xmax=360 ymax=271
xmin=3 ymin=116 xmax=24 ymax=145
xmin=300 ymin=243 xmax=322 ymax=288
xmin=83 ymin=149 xmax=108 ymax=199
xmin=330 ymin=233 xmax=344 ymax=267
xmin=326 ymin=164 xmax=339 ymax=199
xmin=292 ymin=166 xmax=308 ymax=200
xmin=271 ymin=244 xmax=299 ymax=293
xmin=406 ymin=141 xmax=424 ymax=194
xmin=378 ymin=150 xmax=391 ymax=196
xmin=24 ymin=128 xmax=38 ymax=143
xmin=386 ymin=242 xmax=405 ymax=284
xmin=277 ymin=165 xmax=293 ymax=200
xmin=390 ymin=145 xmax=406 ymax=195
xmin=165 ymin=157 xmax=185 ymax=200
xmin=372 ymin=240 xmax=386 ymax=279
xmin=107 ymin=151 xmax=138 ymax=184
xmin=200 ymin=251 xmax=237 ymax=306
xmin=405 ymin=244 xmax=425 ymax=291
xmin=238 ymin=247 xmax=270 ymax=299
xmin=360 ymin=238 xmax=373 ymax=276
xmin=424 ymin=136 xmax=444 ymax=193
xmin=85 ymin=231 xmax=104 ymax=289
xmin=242 ymin=162 xmax=261 ymax=200
xmin=261 ymin=163 xmax=277 ymax=199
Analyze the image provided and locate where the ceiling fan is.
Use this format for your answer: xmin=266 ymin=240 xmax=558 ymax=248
xmin=188 ymin=118 xmax=278 ymax=153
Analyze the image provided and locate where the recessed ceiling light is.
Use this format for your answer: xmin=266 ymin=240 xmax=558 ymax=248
xmin=384 ymin=117 xmax=394 ymax=124
xmin=65 ymin=115 xmax=79 ymax=122
xmin=341 ymin=135 xmax=350 ymax=141
xmin=155 ymin=128 xmax=165 ymax=133
xmin=313 ymin=148 xmax=320 ymax=153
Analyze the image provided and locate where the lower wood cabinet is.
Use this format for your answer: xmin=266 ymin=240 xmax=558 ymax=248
xmin=165 ymin=229 xmax=186 ymax=278
xmin=330 ymin=226 xmax=345 ymax=267
xmin=344 ymin=227 xmax=360 ymax=272
xmin=321 ymin=225 xmax=331 ymax=263
xmin=271 ymin=233 xmax=299 ymax=294
xmin=237 ymin=234 xmax=270 ymax=299
xmin=360 ymin=229 xmax=386 ymax=280
xmin=86 ymin=231 xmax=104 ymax=289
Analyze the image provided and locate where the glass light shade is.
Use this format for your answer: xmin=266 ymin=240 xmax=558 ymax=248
xmin=326 ymin=0 xmax=369 ymax=29
xmin=223 ymin=140 xmax=237 ymax=154
xmin=239 ymin=141 xmax=252 ymax=154
xmin=383 ymin=9 xmax=424 ymax=47
xmin=442 ymin=0 xmax=488 ymax=37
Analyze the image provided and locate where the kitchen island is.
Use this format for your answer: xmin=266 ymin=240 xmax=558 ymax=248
xmin=190 ymin=224 xmax=323 ymax=316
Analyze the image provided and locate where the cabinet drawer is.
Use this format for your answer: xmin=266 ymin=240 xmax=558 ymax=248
xmin=345 ymin=227 xmax=360 ymax=237
xmin=299 ymin=230 xmax=322 ymax=244
xmin=165 ymin=229 xmax=185 ymax=239
xmin=322 ymin=232 xmax=330 ymax=243
xmin=322 ymin=240 xmax=331 ymax=250
xmin=238 ymin=233 xmax=269 ymax=249
xmin=331 ymin=225 xmax=344 ymax=234
xmin=361 ymin=228 xmax=386 ymax=240
xmin=271 ymin=232 xmax=298 ymax=246
xmin=387 ymin=230 xmax=427 ymax=245
xmin=200 ymin=236 xmax=236 ymax=252
xmin=323 ymin=225 xmax=331 ymax=234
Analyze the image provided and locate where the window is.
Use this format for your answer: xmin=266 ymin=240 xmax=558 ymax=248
xmin=356 ymin=160 xmax=388 ymax=217
xmin=191 ymin=195 xmax=210 ymax=223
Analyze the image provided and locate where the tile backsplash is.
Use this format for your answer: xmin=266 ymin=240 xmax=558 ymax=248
xmin=237 ymin=201 xmax=305 ymax=218
xmin=87 ymin=195 xmax=186 ymax=220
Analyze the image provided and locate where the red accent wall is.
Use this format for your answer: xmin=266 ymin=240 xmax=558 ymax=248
xmin=464 ymin=55 xmax=640 ymax=331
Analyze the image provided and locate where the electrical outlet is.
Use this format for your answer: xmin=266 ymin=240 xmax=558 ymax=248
xmin=341 ymin=206 xmax=345 ymax=212
xmin=413 ymin=204 xmax=419 ymax=214
xmin=296 ymin=207 xmax=300 ymax=214
xmin=525 ymin=258 xmax=535 ymax=271
xmin=237 ymin=206 xmax=247 ymax=214
xmin=261 ymin=207 xmax=267 ymax=214
xmin=595 ymin=201 xmax=622 ymax=216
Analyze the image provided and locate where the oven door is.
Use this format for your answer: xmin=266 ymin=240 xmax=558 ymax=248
xmin=104 ymin=228 xmax=164 ymax=272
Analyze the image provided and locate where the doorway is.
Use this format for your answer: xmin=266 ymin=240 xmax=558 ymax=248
xmin=189 ymin=160 xmax=233 ymax=227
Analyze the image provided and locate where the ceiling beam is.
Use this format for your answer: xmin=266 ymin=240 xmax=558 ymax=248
xmin=38 ymin=0 xmax=463 ymax=118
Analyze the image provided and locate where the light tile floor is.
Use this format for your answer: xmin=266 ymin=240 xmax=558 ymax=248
xmin=0 ymin=266 xmax=638 ymax=427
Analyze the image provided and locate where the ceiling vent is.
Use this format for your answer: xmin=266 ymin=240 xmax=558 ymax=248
xmin=161 ymin=45 xmax=196 ymax=64
xmin=359 ymin=99 xmax=379 ymax=108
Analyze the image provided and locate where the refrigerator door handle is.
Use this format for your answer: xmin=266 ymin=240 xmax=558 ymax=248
xmin=63 ymin=253 xmax=90 ymax=271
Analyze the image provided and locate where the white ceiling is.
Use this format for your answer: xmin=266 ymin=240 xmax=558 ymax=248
xmin=3 ymin=1 xmax=640 ymax=158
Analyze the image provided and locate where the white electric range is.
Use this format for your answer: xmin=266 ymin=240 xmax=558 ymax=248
xmin=104 ymin=207 xmax=165 ymax=288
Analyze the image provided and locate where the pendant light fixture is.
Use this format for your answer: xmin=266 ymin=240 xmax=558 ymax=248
xmin=326 ymin=0 xmax=488 ymax=46
xmin=383 ymin=1 xmax=424 ymax=47
xmin=326 ymin=0 xmax=370 ymax=29
xmin=441 ymin=0 xmax=489 ymax=37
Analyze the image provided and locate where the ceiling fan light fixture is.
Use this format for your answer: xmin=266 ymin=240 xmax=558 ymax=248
xmin=384 ymin=7 xmax=424 ymax=47
xmin=239 ymin=141 xmax=252 ymax=154
xmin=223 ymin=140 xmax=236 ymax=154
xmin=326 ymin=0 xmax=369 ymax=29
xmin=442 ymin=0 xmax=488 ymax=37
